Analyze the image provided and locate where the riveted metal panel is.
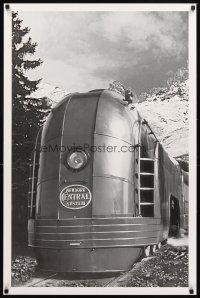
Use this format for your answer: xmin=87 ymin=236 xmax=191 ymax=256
xmin=92 ymin=91 xmax=138 ymax=218
xmin=95 ymin=90 xmax=133 ymax=144
xmin=37 ymin=137 xmax=61 ymax=183
xmin=92 ymin=176 xmax=134 ymax=216
xmin=40 ymin=103 xmax=68 ymax=144
xmin=36 ymin=101 xmax=70 ymax=218
xmin=93 ymin=134 xmax=134 ymax=182
xmin=36 ymin=179 xmax=59 ymax=218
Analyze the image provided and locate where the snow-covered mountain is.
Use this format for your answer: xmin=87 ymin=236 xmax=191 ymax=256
xmin=31 ymin=82 xmax=69 ymax=107
xmin=135 ymin=79 xmax=189 ymax=160
xmin=33 ymin=78 xmax=189 ymax=164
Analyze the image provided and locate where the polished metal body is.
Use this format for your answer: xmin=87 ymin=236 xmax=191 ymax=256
xmin=28 ymin=89 xmax=188 ymax=272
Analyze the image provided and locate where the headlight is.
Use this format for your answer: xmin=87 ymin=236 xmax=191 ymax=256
xmin=66 ymin=150 xmax=88 ymax=170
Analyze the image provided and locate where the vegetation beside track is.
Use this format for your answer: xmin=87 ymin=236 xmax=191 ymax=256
xmin=122 ymin=243 xmax=188 ymax=287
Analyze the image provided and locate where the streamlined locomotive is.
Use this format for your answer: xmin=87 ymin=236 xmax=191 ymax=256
xmin=28 ymin=89 xmax=188 ymax=273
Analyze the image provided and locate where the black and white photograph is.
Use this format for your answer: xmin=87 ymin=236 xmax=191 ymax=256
xmin=3 ymin=3 xmax=196 ymax=295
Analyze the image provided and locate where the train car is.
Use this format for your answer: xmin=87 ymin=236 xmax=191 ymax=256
xmin=28 ymin=89 xmax=188 ymax=273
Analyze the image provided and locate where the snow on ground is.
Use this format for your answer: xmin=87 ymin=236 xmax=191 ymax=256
xmin=167 ymin=235 xmax=188 ymax=247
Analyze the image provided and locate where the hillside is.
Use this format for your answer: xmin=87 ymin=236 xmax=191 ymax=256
xmin=135 ymin=79 xmax=189 ymax=161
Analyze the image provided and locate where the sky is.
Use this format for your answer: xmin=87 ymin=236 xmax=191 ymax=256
xmin=18 ymin=11 xmax=188 ymax=95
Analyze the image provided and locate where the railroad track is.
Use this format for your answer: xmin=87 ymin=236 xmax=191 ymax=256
xmin=23 ymin=272 xmax=115 ymax=287
xmin=22 ymin=272 xmax=59 ymax=287
xmin=23 ymin=258 xmax=148 ymax=287
xmin=23 ymin=271 xmax=122 ymax=287
xmin=22 ymin=241 xmax=172 ymax=288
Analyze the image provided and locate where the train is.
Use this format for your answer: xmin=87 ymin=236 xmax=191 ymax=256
xmin=28 ymin=89 xmax=188 ymax=273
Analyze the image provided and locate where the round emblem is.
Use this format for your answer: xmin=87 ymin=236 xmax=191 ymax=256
xmin=60 ymin=185 xmax=92 ymax=210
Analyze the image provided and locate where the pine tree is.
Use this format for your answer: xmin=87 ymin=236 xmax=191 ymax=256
xmin=12 ymin=12 xmax=50 ymax=252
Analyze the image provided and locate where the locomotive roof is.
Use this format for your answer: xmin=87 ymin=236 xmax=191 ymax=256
xmin=51 ymin=89 xmax=180 ymax=168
